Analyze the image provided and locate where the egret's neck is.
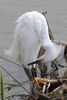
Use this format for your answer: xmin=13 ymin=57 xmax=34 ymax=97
xmin=43 ymin=41 xmax=65 ymax=62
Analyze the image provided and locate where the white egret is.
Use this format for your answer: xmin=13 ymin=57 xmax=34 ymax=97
xmin=4 ymin=11 xmax=65 ymax=66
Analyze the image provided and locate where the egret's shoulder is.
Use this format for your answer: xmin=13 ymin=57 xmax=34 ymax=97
xmin=16 ymin=11 xmax=45 ymax=23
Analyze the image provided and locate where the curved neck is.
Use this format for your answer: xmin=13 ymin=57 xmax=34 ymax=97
xmin=41 ymin=41 xmax=65 ymax=62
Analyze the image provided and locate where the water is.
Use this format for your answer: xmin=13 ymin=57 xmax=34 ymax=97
xmin=0 ymin=0 xmax=67 ymax=99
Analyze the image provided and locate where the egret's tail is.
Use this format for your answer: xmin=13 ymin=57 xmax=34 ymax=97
xmin=4 ymin=32 xmax=20 ymax=63
xmin=4 ymin=48 xmax=12 ymax=58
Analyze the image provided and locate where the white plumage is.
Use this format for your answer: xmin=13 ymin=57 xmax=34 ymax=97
xmin=4 ymin=11 xmax=64 ymax=65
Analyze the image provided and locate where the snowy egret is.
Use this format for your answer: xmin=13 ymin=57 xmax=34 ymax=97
xmin=4 ymin=11 xmax=65 ymax=67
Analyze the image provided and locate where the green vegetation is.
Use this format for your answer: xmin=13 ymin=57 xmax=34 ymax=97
xmin=0 ymin=71 xmax=4 ymax=100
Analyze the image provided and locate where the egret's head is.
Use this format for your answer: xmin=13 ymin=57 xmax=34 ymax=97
xmin=38 ymin=40 xmax=66 ymax=63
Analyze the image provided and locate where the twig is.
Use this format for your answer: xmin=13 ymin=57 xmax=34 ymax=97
xmin=0 ymin=64 xmax=36 ymax=100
